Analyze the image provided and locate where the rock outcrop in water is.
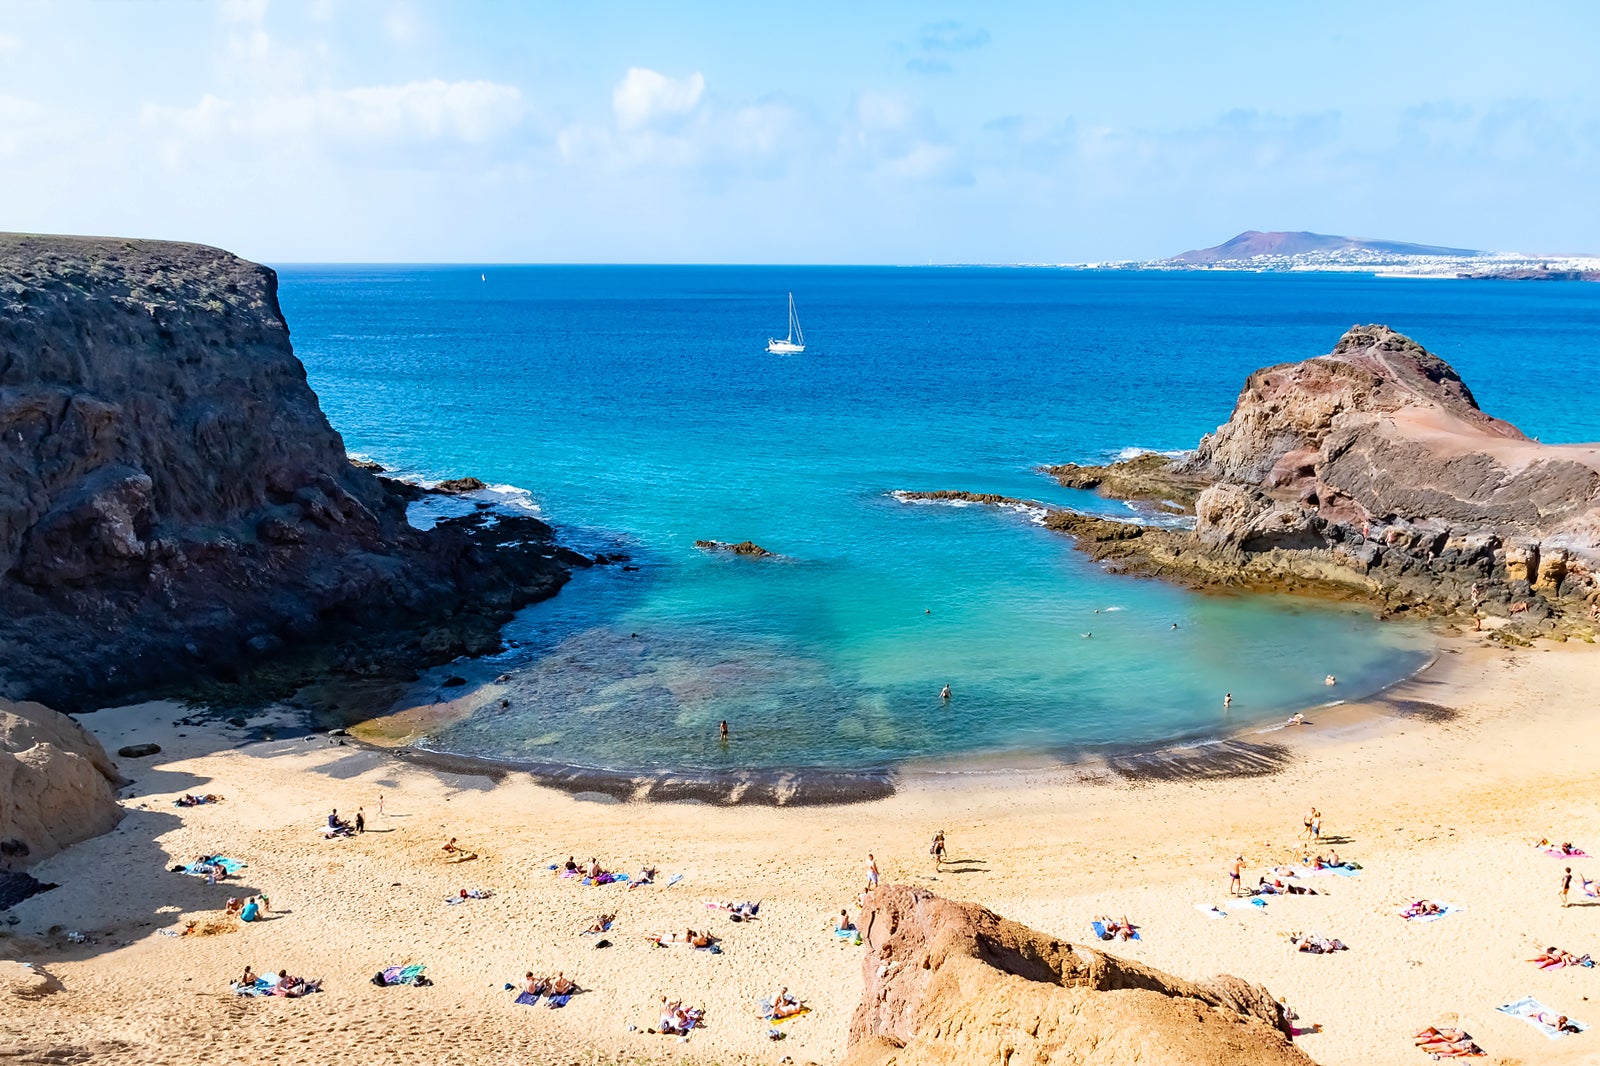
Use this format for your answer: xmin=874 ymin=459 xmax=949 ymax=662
xmin=0 ymin=233 xmax=575 ymax=710
xmin=909 ymin=326 xmax=1600 ymax=635
xmin=0 ymin=698 xmax=122 ymax=869
xmin=844 ymin=885 xmax=1310 ymax=1066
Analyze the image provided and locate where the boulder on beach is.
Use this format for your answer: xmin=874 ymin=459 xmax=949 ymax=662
xmin=845 ymin=885 xmax=1310 ymax=1066
xmin=1 ymin=699 xmax=123 ymax=869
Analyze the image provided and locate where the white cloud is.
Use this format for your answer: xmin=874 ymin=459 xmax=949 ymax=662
xmin=218 ymin=0 xmax=269 ymax=25
xmin=0 ymin=32 xmax=20 ymax=51
xmin=141 ymin=79 xmax=525 ymax=155
xmin=612 ymin=68 xmax=705 ymax=130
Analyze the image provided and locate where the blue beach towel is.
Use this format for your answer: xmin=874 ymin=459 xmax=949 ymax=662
xmin=184 ymin=857 xmax=246 ymax=877
xmin=546 ymin=993 xmax=571 ymax=1008
xmin=1401 ymin=902 xmax=1461 ymax=922
xmin=514 ymin=991 xmax=542 ymax=1006
xmin=1497 ymin=996 xmax=1588 ymax=1039
xmin=667 ymin=874 xmax=683 ymax=887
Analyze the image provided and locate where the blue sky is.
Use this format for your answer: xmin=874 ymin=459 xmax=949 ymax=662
xmin=1 ymin=0 xmax=1596 ymax=262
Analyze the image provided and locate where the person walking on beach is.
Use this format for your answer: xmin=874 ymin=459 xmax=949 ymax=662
xmin=866 ymin=854 xmax=880 ymax=892
xmin=1302 ymin=808 xmax=1317 ymax=845
xmin=377 ymin=793 xmax=385 ymax=816
xmin=1310 ymin=809 xmax=1322 ymax=844
xmin=931 ymin=831 xmax=946 ymax=872
xmin=355 ymin=808 xmax=365 ymax=834
xmin=1229 ymin=855 xmax=1246 ymax=896
xmin=1562 ymin=866 xmax=1573 ymax=907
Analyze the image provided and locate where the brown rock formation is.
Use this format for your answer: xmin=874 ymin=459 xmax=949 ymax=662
xmin=844 ymin=885 xmax=1311 ymax=1066
xmin=0 ymin=698 xmax=122 ymax=868
xmin=693 ymin=539 xmax=774 ymax=557
xmin=0 ymin=233 xmax=574 ymax=710
xmin=901 ymin=327 xmax=1600 ymax=633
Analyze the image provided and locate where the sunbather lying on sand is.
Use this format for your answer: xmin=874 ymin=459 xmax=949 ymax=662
xmin=584 ymin=913 xmax=616 ymax=934
xmin=1257 ymin=877 xmax=1318 ymax=895
xmin=1534 ymin=1011 xmax=1581 ymax=1033
xmin=647 ymin=929 xmax=718 ymax=948
xmin=709 ymin=900 xmax=761 ymax=920
xmin=1093 ymin=915 xmax=1137 ymax=941
xmin=1530 ymin=946 xmax=1592 ymax=969
xmin=1414 ymin=1026 xmax=1483 ymax=1056
xmin=176 ymin=793 xmax=224 ymax=806
xmin=1403 ymin=900 xmax=1443 ymax=917
xmin=629 ymin=867 xmax=657 ymax=889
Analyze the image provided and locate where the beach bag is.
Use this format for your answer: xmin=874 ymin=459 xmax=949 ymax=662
xmin=371 ymin=972 xmax=388 ymax=986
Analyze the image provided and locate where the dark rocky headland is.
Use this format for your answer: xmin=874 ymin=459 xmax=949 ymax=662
xmin=904 ymin=325 xmax=1600 ymax=638
xmin=0 ymin=233 xmax=594 ymax=714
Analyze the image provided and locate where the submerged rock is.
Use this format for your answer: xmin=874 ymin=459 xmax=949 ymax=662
xmin=694 ymin=539 xmax=773 ymax=557
xmin=844 ymin=885 xmax=1309 ymax=1066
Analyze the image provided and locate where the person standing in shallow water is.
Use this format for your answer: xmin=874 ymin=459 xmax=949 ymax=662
xmin=940 ymin=684 xmax=951 ymax=701
xmin=1224 ymin=692 xmax=1233 ymax=711
xmin=718 ymin=719 xmax=729 ymax=742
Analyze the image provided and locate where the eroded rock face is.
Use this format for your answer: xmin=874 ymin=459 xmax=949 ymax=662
xmin=0 ymin=699 xmax=122 ymax=869
xmin=844 ymin=885 xmax=1311 ymax=1066
xmin=0 ymin=234 xmax=571 ymax=708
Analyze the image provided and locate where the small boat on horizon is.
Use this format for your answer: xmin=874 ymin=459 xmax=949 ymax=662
xmin=766 ymin=293 xmax=805 ymax=354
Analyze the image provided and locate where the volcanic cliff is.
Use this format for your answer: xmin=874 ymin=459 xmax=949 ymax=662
xmin=0 ymin=233 xmax=580 ymax=710
xmin=920 ymin=326 xmax=1600 ymax=631
xmin=845 ymin=885 xmax=1311 ymax=1066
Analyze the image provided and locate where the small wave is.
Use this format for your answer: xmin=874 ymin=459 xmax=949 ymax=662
xmin=1105 ymin=446 xmax=1192 ymax=463
xmin=406 ymin=480 xmax=544 ymax=531
xmin=890 ymin=490 xmax=1049 ymax=525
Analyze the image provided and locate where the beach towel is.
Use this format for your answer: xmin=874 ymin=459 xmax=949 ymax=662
xmin=1496 ymin=996 xmax=1588 ymax=1040
xmin=232 ymin=976 xmax=277 ymax=996
xmin=1401 ymin=902 xmax=1461 ymax=922
xmin=759 ymin=998 xmax=810 ymax=1022
xmin=1543 ymin=848 xmax=1588 ymax=859
xmin=1227 ymin=898 xmax=1268 ymax=911
xmin=833 ymin=927 xmax=859 ymax=939
xmin=183 ymin=857 xmax=246 ymax=877
xmin=546 ymin=993 xmax=572 ymax=1008
xmin=514 ymin=991 xmax=542 ymax=1006
xmin=1195 ymin=904 xmax=1228 ymax=919
xmin=667 ymin=873 xmax=683 ymax=887
xmin=1306 ymin=863 xmax=1361 ymax=877
xmin=378 ymin=964 xmax=426 ymax=987
xmin=581 ymin=919 xmax=614 ymax=935
xmin=1090 ymin=920 xmax=1142 ymax=939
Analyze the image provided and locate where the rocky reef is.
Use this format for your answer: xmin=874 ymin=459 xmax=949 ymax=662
xmin=909 ymin=326 xmax=1600 ymax=636
xmin=844 ymin=885 xmax=1310 ymax=1066
xmin=693 ymin=539 xmax=773 ymax=557
xmin=0 ymin=233 xmax=580 ymax=711
xmin=0 ymin=698 xmax=122 ymax=870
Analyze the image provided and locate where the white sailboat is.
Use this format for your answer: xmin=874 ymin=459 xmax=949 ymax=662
xmin=766 ymin=293 xmax=805 ymax=354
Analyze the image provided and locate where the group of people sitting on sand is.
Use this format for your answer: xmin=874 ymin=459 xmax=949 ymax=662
xmin=325 ymin=809 xmax=359 ymax=837
xmin=224 ymin=895 xmax=269 ymax=922
xmin=239 ymin=966 xmax=320 ymax=998
xmin=1093 ymin=915 xmax=1137 ymax=942
xmin=709 ymin=899 xmax=760 ymax=921
xmin=656 ymin=997 xmax=705 ymax=1035
xmin=1530 ymin=946 xmax=1595 ymax=970
xmin=523 ymin=972 xmax=577 ymax=997
xmin=563 ymin=856 xmax=621 ymax=883
xmin=175 ymin=793 xmax=223 ymax=807
xmin=1289 ymin=932 xmax=1346 ymax=954
xmin=1414 ymin=1026 xmax=1484 ymax=1057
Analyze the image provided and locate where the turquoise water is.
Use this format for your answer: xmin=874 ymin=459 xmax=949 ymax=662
xmin=276 ymin=268 xmax=1600 ymax=772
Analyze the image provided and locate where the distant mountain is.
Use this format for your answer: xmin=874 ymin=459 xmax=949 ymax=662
xmin=1170 ymin=230 xmax=1484 ymax=264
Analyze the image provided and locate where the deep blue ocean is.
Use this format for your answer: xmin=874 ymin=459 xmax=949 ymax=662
xmin=275 ymin=267 xmax=1600 ymax=773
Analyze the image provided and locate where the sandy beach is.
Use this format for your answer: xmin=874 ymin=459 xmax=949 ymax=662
xmin=4 ymin=628 xmax=1599 ymax=1065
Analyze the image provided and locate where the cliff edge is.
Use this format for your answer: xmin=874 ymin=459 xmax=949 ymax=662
xmin=0 ymin=698 xmax=122 ymax=870
xmin=0 ymin=233 xmax=574 ymax=709
xmin=844 ymin=885 xmax=1312 ymax=1066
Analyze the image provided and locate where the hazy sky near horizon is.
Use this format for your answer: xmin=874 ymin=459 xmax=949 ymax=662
xmin=1 ymin=0 xmax=1597 ymax=263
